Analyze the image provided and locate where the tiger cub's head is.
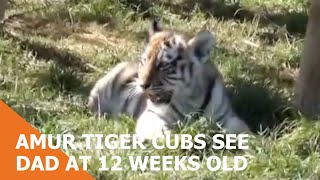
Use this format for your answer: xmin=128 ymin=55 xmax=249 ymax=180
xmin=135 ymin=20 xmax=216 ymax=103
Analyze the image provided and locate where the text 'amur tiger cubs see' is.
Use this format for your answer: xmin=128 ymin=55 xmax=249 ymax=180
xmin=88 ymin=20 xmax=251 ymax=141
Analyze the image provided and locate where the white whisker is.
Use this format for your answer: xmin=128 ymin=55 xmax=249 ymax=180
xmin=126 ymin=81 xmax=143 ymax=100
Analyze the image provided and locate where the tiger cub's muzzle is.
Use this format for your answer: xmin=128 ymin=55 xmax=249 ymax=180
xmin=145 ymin=88 xmax=172 ymax=104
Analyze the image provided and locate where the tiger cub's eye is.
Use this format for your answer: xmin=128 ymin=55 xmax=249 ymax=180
xmin=139 ymin=60 xmax=144 ymax=67
xmin=164 ymin=40 xmax=171 ymax=48
xmin=176 ymin=55 xmax=182 ymax=60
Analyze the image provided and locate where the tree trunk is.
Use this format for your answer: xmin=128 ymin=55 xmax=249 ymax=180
xmin=0 ymin=0 xmax=8 ymax=22
xmin=296 ymin=0 xmax=320 ymax=117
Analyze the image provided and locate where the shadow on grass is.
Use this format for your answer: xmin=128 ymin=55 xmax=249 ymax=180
xmin=228 ymin=77 xmax=295 ymax=132
xmin=225 ymin=57 xmax=297 ymax=132
xmin=36 ymin=64 xmax=93 ymax=98
xmin=15 ymin=37 xmax=94 ymax=73
xmin=123 ymin=0 xmax=308 ymax=36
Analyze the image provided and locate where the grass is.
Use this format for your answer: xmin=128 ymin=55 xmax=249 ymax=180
xmin=1 ymin=0 xmax=319 ymax=179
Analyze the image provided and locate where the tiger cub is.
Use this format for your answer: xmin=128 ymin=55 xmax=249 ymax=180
xmin=134 ymin=20 xmax=251 ymax=140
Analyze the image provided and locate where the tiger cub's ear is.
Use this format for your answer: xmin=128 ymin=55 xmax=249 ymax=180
xmin=147 ymin=19 xmax=162 ymax=41
xmin=188 ymin=31 xmax=216 ymax=63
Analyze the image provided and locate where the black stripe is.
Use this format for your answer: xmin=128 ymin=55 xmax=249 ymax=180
xmin=188 ymin=63 xmax=193 ymax=78
xmin=183 ymin=63 xmax=193 ymax=85
xmin=216 ymin=114 xmax=225 ymax=122
xmin=179 ymin=64 xmax=186 ymax=74
xmin=121 ymin=97 xmax=130 ymax=115
xmin=169 ymin=103 xmax=184 ymax=119
xmin=179 ymin=64 xmax=186 ymax=83
xmin=170 ymin=60 xmax=177 ymax=66
xmin=214 ymin=93 xmax=227 ymax=117
xmin=199 ymin=77 xmax=216 ymax=111
xmin=214 ymin=113 xmax=225 ymax=124
xmin=167 ymin=74 xmax=179 ymax=80
xmin=133 ymin=96 xmax=145 ymax=118
xmin=162 ymin=76 xmax=175 ymax=85
xmin=110 ymin=73 xmax=122 ymax=98
xmin=161 ymin=64 xmax=171 ymax=70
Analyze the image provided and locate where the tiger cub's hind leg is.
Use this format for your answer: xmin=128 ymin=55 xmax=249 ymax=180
xmin=87 ymin=61 xmax=140 ymax=117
